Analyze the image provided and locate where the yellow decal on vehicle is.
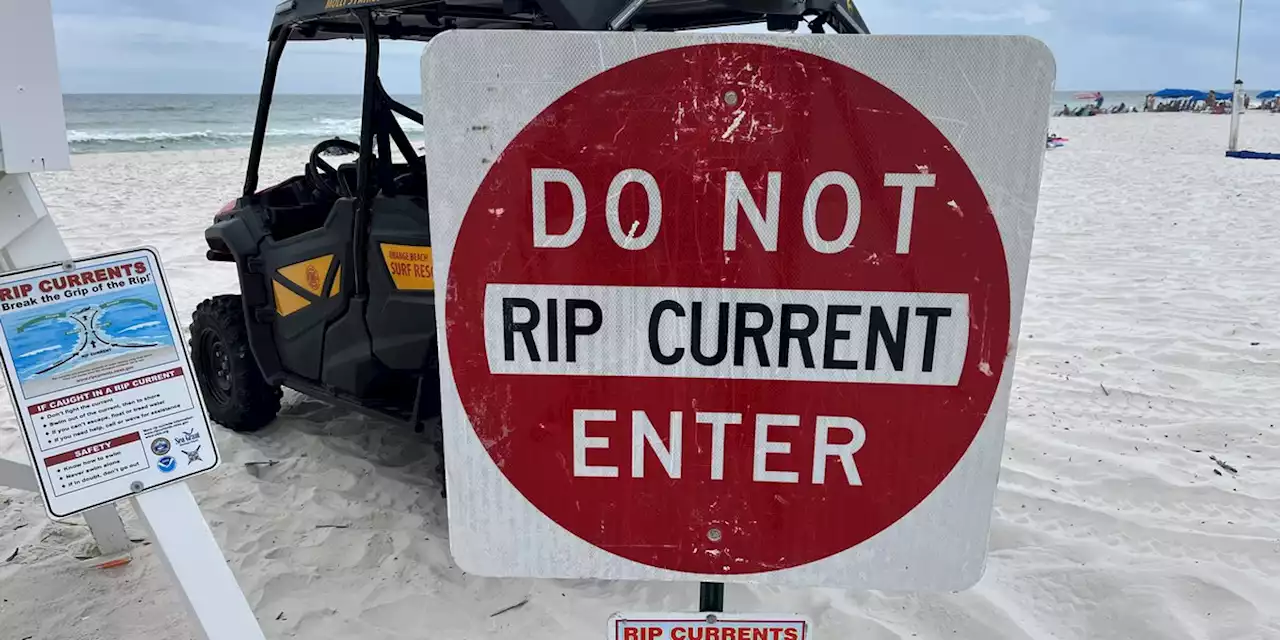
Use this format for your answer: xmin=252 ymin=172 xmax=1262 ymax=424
xmin=277 ymin=255 xmax=333 ymax=298
xmin=273 ymin=281 xmax=310 ymax=317
xmin=324 ymin=0 xmax=382 ymax=9
xmin=329 ymin=265 xmax=342 ymax=297
xmin=380 ymin=244 xmax=434 ymax=291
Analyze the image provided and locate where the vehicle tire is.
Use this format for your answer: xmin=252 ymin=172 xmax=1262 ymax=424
xmin=189 ymin=295 xmax=281 ymax=432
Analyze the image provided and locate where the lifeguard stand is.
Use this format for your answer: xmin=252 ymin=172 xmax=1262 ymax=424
xmin=0 ymin=2 xmax=264 ymax=638
xmin=0 ymin=0 xmax=132 ymax=557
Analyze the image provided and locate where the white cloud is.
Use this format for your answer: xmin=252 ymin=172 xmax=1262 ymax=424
xmin=46 ymin=0 xmax=1280 ymax=92
xmin=928 ymin=3 xmax=1053 ymax=26
xmin=53 ymin=14 xmax=262 ymax=48
xmin=1172 ymin=0 xmax=1209 ymax=15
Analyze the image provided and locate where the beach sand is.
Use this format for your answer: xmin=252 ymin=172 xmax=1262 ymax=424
xmin=1 ymin=112 xmax=1279 ymax=639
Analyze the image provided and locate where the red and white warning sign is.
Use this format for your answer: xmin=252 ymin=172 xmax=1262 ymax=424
xmin=425 ymin=33 xmax=1054 ymax=589
xmin=609 ymin=613 xmax=810 ymax=640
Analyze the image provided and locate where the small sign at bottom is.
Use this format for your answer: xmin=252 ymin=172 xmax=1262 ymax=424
xmin=609 ymin=613 xmax=811 ymax=640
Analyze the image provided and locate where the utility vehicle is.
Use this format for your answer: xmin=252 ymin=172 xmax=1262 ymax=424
xmin=190 ymin=0 xmax=870 ymax=434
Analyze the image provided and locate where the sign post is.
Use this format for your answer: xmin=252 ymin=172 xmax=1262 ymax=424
xmin=425 ymin=31 xmax=1053 ymax=626
xmin=699 ymin=583 xmax=724 ymax=613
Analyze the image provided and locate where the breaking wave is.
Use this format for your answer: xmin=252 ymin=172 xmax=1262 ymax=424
xmin=16 ymin=345 xmax=62 ymax=360
xmin=117 ymin=321 xmax=162 ymax=333
xmin=68 ymin=129 xmax=247 ymax=144
xmin=67 ymin=118 xmax=424 ymax=153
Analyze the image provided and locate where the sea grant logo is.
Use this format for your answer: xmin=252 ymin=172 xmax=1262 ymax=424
xmin=174 ymin=429 xmax=200 ymax=446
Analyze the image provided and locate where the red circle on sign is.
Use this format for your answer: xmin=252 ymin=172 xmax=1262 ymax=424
xmin=447 ymin=44 xmax=1010 ymax=574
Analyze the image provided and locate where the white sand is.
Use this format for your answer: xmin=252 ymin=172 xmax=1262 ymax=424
xmin=2 ymin=113 xmax=1279 ymax=639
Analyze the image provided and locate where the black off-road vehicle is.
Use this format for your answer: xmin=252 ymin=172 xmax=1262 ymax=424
xmin=190 ymin=0 xmax=870 ymax=434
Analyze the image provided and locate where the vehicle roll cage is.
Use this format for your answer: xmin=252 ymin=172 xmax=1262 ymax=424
xmin=268 ymin=0 xmax=869 ymax=41
xmin=240 ymin=1 xmax=869 ymax=298
xmin=242 ymin=13 xmax=433 ymax=300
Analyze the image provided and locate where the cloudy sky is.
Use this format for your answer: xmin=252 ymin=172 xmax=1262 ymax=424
xmin=50 ymin=0 xmax=1278 ymax=93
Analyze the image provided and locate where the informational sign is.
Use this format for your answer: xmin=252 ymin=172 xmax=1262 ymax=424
xmin=609 ymin=613 xmax=810 ymax=640
xmin=425 ymin=33 xmax=1054 ymax=589
xmin=0 ymin=247 xmax=218 ymax=518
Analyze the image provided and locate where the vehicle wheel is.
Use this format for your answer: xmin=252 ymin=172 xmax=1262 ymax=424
xmin=189 ymin=295 xmax=281 ymax=432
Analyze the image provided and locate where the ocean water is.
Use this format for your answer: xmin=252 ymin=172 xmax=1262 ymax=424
xmin=62 ymin=90 xmax=1254 ymax=154
xmin=1 ymin=286 xmax=173 ymax=382
xmin=1051 ymin=90 xmax=1157 ymax=108
xmin=65 ymin=94 xmax=422 ymax=154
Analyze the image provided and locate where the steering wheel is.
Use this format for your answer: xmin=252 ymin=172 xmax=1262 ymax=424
xmin=306 ymin=138 xmax=360 ymax=199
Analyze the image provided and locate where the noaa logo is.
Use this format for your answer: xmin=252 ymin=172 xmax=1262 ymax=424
xmin=157 ymin=456 xmax=177 ymax=473
xmin=151 ymin=437 xmax=171 ymax=456
xmin=174 ymin=429 xmax=200 ymax=446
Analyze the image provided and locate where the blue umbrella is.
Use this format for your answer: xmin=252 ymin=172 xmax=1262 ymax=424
xmin=1152 ymin=88 xmax=1202 ymax=98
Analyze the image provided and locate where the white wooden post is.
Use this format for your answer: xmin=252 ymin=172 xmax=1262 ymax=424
xmin=133 ymin=486 xmax=267 ymax=639
xmin=1228 ymin=0 xmax=1244 ymax=152
xmin=1229 ymin=80 xmax=1244 ymax=153
xmin=0 ymin=0 xmax=130 ymax=554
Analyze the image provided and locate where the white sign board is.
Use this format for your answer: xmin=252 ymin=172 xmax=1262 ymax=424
xmin=425 ymin=32 xmax=1053 ymax=589
xmin=609 ymin=613 xmax=811 ymax=640
xmin=0 ymin=247 xmax=218 ymax=518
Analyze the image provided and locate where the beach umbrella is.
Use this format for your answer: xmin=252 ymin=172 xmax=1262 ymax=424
xmin=1153 ymin=88 xmax=1200 ymax=98
xmin=1257 ymin=90 xmax=1280 ymax=99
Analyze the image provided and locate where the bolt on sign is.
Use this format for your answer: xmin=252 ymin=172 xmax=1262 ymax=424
xmin=424 ymin=33 xmax=1054 ymax=589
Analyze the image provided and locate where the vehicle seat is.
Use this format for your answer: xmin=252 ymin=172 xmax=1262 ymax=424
xmin=260 ymin=175 xmax=336 ymax=240
xmin=336 ymin=162 xmax=359 ymax=197
xmin=393 ymin=166 xmax=428 ymax=198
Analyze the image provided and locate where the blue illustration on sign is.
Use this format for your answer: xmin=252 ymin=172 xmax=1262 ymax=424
xmin=0 ymin=258 xmax=178 ymax=397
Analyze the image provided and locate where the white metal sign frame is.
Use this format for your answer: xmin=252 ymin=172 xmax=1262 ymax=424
xmin=425 ymin=31 xmax=1055 ymax=590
